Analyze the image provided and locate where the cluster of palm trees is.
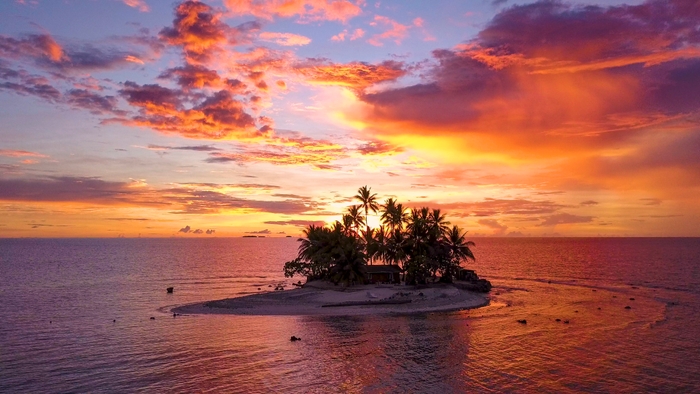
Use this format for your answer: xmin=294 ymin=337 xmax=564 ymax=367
xmin=283 ymin=186 xmax=476 ymax=286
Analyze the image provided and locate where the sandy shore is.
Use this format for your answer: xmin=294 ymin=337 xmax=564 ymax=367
xmin=172 ymin=281 xmax=490 ymax=316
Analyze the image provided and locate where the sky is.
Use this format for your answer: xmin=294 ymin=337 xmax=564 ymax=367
xmin=0 ymin=0 xmax=698 ymax=238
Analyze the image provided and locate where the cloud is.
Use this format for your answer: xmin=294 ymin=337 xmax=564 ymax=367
xmin=223 ymin=0 xmax=362 ymax=23
xmin=122 ymin=0 xmax=150 ymax=12
xmin=271 ymin=193 xmax=307 ymax=199
xmin=206 ymin=229 xmax=215 ymax=234
xmin=192 ymin=228 xmax=204 ymax=234
xmin=580 ymin=200 xmax=599 ymax=206
xmin=346 ymin=0 xmax=700 ymax=197
xmin=0 ymin=66 xmax=61 ymax=102
xmin=66 ymin=89 xmax=123 ymax=115
xmin=264 ymin=219 xmax=326 ymax=227
xmin=477 ymin=218 xmax=508 ymax=235
xmin=0 ymin=176 xmax=317 ymax=215
xmin=178 ymin=225 xmax=191 ymax=233
xmin=368 ymin=15 xmax=410 ymax=46
xmin=434 ymin=198 xmax=566 ymax=217
xmin=177 ymin=182 xmax=280 ymax=190
xmin=245 ymin=228 xmax=271 ymax=234
xmin=205 ymin=143 xmax=346 ymax=167
xmin=259 ymin=32 xmax=311 ymax=46
xmin=539 ymin=213 xmax=594 ymax=227
xmin=0 ymin=149 xmax=48 ymax=158
xmin=146 ymin=144 xmax=222 ymax=152
xmin=0 ymin=34 xmax=67 ymax=63
xmin=158 ymin=64 xmax=227 ymax=89
xmin=331 ymin=28 xmax=364 ymax=42
xmin=117 ymin=81 xmax=259 ymax=139
xmin=356 ymin=140 xmax=403 ymax=155
xmin=159 ymin=1 xmax=261 ymax=64
xmin=0 ymin=32 xmax=160 ymax=91
xmin=296 ymin=59 xmax=405 ymax=91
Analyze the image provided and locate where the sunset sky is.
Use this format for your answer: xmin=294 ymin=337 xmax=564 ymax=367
xmin=1 ymin=0 xmax=698 ymax=237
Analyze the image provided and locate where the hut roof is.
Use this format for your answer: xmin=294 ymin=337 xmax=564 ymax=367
xmin=365 ymin=265 xmax=402 ymax=274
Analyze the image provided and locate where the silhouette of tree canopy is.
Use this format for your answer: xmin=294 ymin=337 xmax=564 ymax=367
xmin=283 ymin=186 xmax=476 ymax=285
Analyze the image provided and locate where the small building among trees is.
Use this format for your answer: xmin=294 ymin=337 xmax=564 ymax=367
xmin=365 ymin=265 xmax=402 ymax=284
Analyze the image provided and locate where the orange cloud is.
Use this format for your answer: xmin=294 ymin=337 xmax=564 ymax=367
xmin=0 ymin=33 xmax=67 ymax=63
xmin=117 ymin=82 xmax=260 ymax=140
xmin=206 ymin=141 xmax=347 ymax=168
xmin=0 ymin=149 xmax=48 ymax=158
xmin=224 ymin=0 xmax=363 ymax=23
xmin=125 ymin=55 xmax=145 ymax=64
xmin=297 ymin=59 xmax=405 ymax=91
xmin=159 ymin=1 xmax=259 ymax=64
xmin=353 ymin=0 xmax=700 ymax=170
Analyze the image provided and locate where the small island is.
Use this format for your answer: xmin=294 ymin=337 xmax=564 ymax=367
xmin=174 ymin=186 xmax=492 ymax=316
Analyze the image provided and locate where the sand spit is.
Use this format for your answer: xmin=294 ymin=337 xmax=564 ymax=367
xmin=172 ymin=282 xmax=490 ymax=316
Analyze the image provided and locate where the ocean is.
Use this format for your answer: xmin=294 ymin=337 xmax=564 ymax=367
xmin=1 ymin=237 xmax=699 ymax=393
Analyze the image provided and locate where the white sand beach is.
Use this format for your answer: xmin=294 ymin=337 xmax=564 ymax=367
xmin=172 ymin=281 xmax=490 ymax=316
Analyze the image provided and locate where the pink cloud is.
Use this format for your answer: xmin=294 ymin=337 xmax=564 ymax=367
xmin=331 ymin=28 xmax=364 ymax=41
xmin=223 ymin=0 xmax=363 ymax=23
xmin=0 ymin=149 xmax=48 ymax=158
xmin=367 ymin=15 xmax=409 ymax=46
xmin=259 ymin=32 xmax=311 ymax=46
xmin=122 ymin=0 xmax=149 ymax=12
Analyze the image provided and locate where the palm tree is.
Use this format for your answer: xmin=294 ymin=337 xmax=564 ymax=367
xmin=428 ymin=208 xmax=450 ymax=237
xmin=341 ymin=214 xmax=355 ymax=236
xmin=355 ymin=185 xmax=379 ymax=230
xmin=346 ymin=205 xmax=365 ymax=234
xmin=328 ymin=231 xmax=367 ymax=286
xmin=380 ymin=198 xmax=396 ymax=229
xmin=361 ymin=226 xmax=378 ymax=264
xmin=381 ymin=198 xmax=408 ymax=232
xmin=441 ymin=225 xmax=476 ymax=282
xmin=283 ymin=186 xmax=483 ymax=288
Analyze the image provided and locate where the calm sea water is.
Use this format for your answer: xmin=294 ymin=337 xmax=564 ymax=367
xmin=1 ymin=237 xmax=699 ymax=393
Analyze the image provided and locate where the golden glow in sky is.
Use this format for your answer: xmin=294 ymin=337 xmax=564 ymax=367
xmin=1 ymin=0 xmax=699 ymax=237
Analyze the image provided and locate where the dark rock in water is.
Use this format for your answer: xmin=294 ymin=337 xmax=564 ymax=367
xmin=548 ymin=280 xmax=551 ymax=284
xmin=166 ymin=287 xmax=174 ymax=294
xmin=564 ymin=320 xmax=570 ymax=324
xmin=150 ymin=317 xmax=155 ymax=320
xmin=625 ymin=306 xmax=632 ymax=309
xmin=113 ymin=319 xmax=116 ymax=323
xmin=268 ymin=285 xmax=272 ymax=287
xmin=597 ymin=307 xmax=601 ymax=310
xmin=632 ymin=286 xmax=639 ymax=289
xmin=575 ymin=310 xmax=578 ymax=313
xmin=517 ymin=319 xmax=527 ymax=324
xmin=418 ymin=292 xmax=424 ymax=297
xmin=612 ymin=295 xmax=617 ymax=298
xmin=592 ymin=289 xmax=597 ymax=292
xmin=290 ymin=336 xmax=301 ymax=342
xmin=629 ymin=298 xmax=635 ymax=301
xmin=258 ymin=288 xmax=261 ymax=290
xmin=555 ymin=319 xmax=561 ymax=322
